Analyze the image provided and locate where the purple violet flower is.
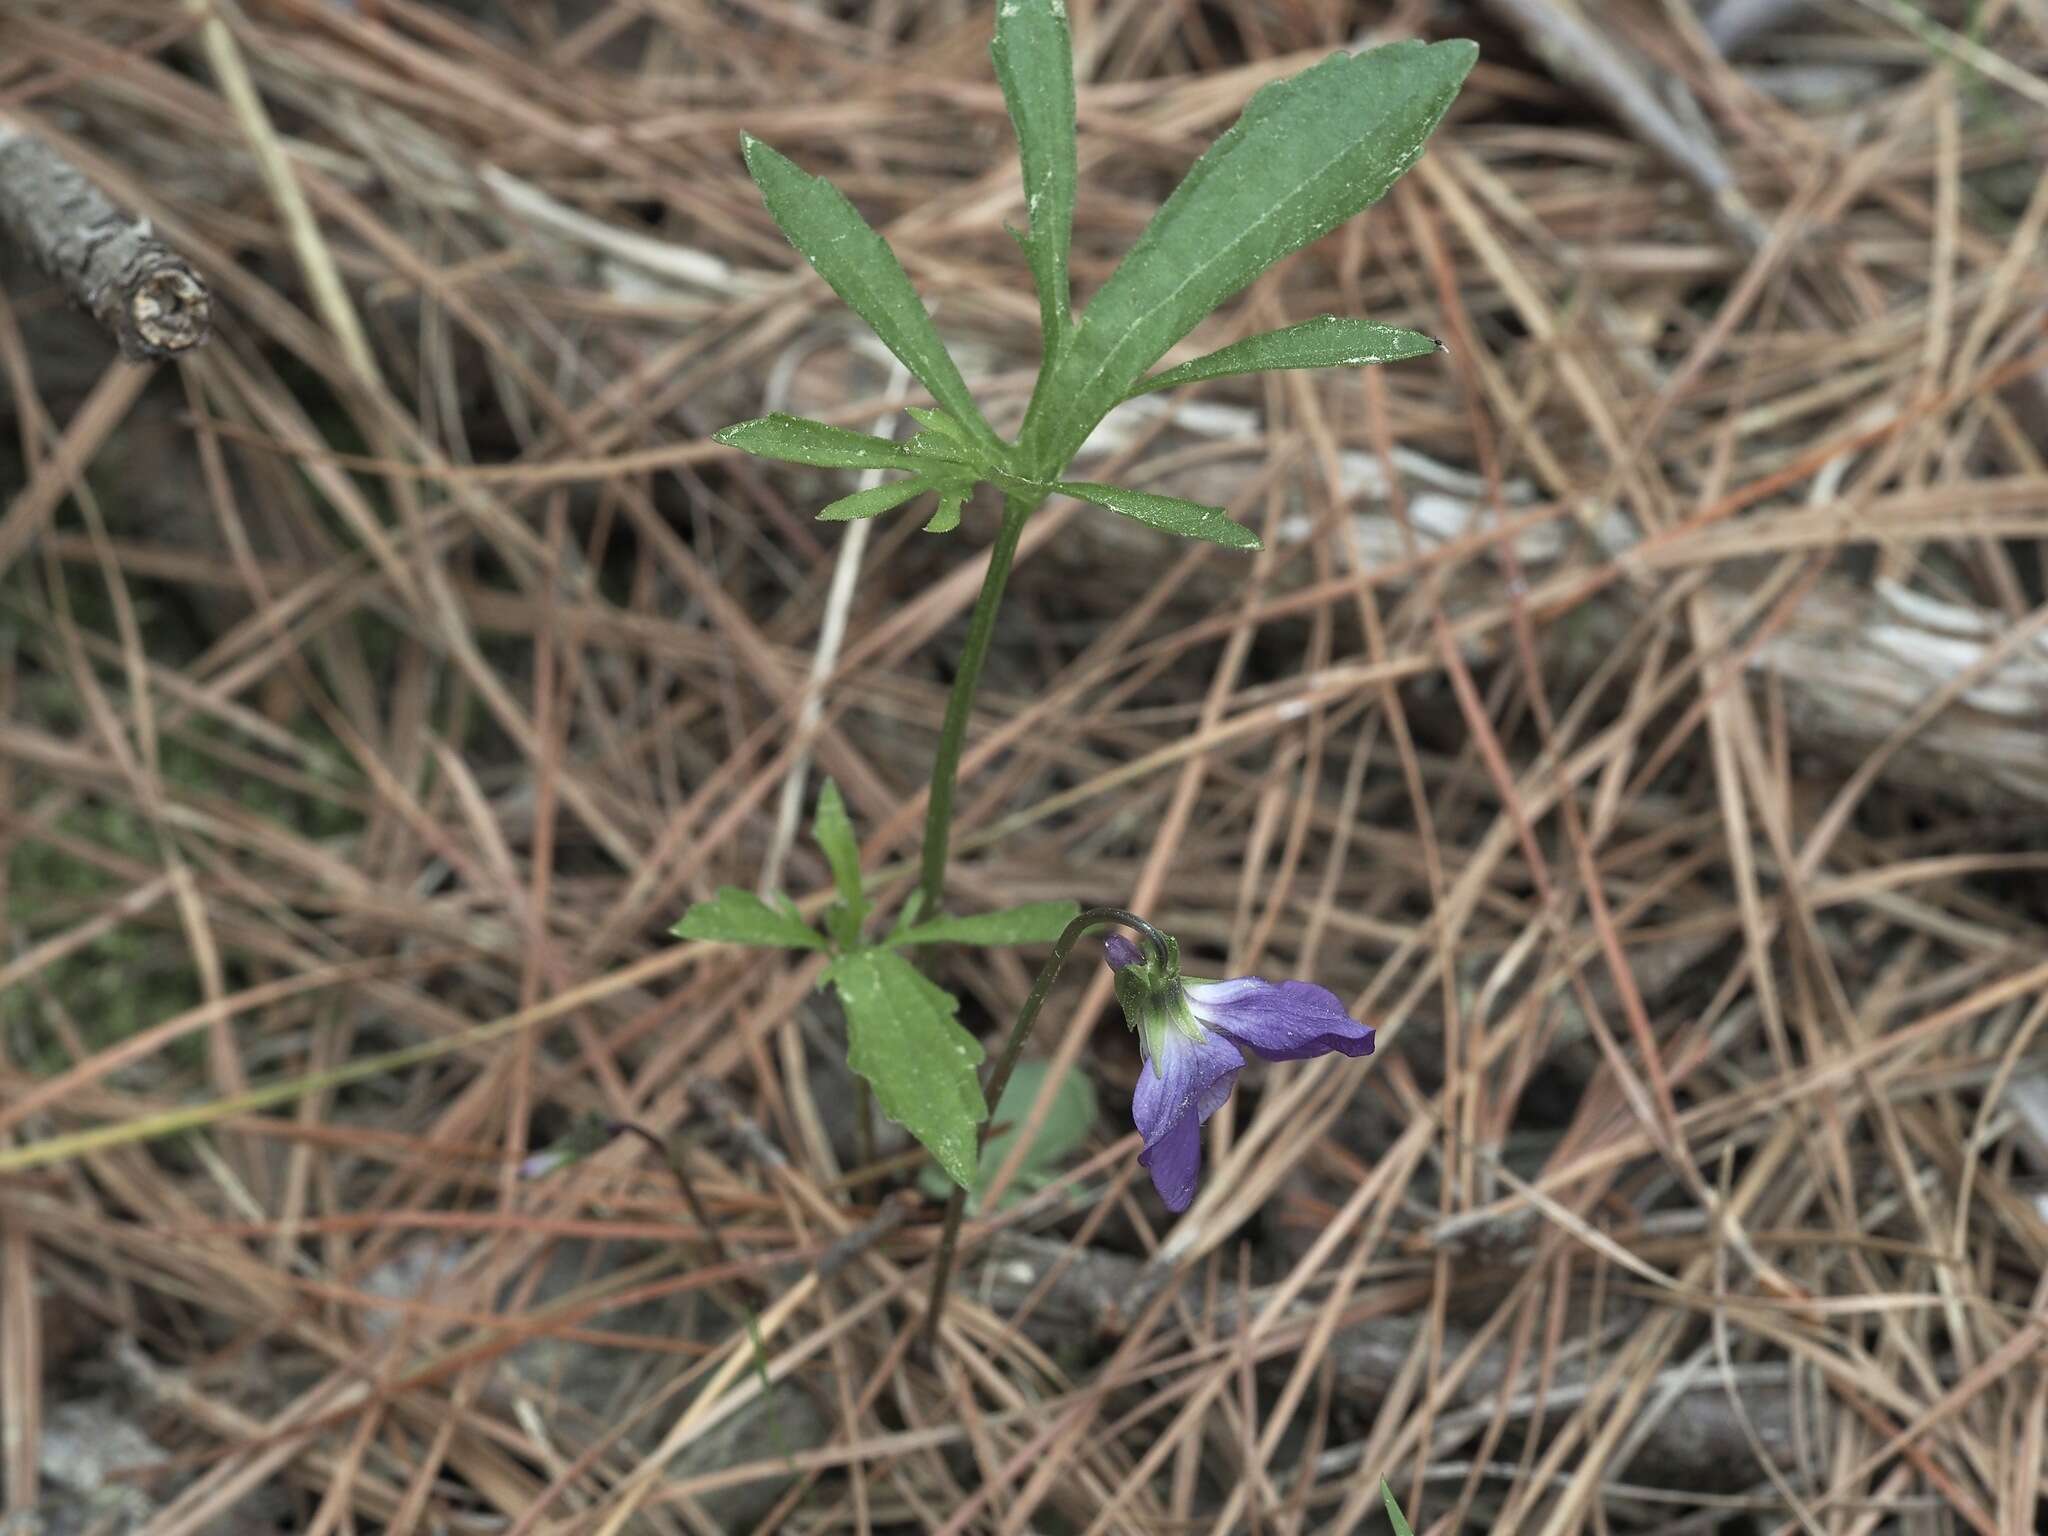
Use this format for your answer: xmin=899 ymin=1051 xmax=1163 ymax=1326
xmin=1104 ymin=934 xmax=1374 ymax=1212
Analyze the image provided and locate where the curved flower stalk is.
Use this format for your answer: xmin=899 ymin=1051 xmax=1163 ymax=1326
xmin=1105 ymin=935 xmax=1374 ymax=1211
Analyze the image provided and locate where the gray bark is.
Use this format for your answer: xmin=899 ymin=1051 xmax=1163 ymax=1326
xmin=0 ymin=126 xmax=210 ymax=360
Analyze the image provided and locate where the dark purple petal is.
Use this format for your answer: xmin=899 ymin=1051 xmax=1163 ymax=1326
xmin=1137 ymin=1110 xmax=1203 ymax=1212
xmin=1131 ymin=1026 xmax=1244 ymax=1211
xmin=1184 ymin=977 xmax=1375 ymax=1062
xmin=1103 ymin=934 xmax=1143 ymax=972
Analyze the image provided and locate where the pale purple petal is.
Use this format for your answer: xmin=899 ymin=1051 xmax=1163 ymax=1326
xmin=1131 ymin=1028 xmax=1244 ymax=1145
xmin=1196 ymin=1069 xmax=1236 ymax=1121
xmin=1103 ymin=935 xmax=1143 ymax=972
xmin=519 ymin=1148 xmax=571 ymax=1179
xmin=1132 ymin=1026 xmax=1244 ymax=1211
xmin=1184 ymin=977 xmax=1375 ymax=1062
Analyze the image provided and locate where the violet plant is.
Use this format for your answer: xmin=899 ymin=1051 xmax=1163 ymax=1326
xmin=667 ymin=3 xmax=1474 ymax=1241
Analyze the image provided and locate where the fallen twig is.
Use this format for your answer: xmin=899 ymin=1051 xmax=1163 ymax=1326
xmin=0 ymin=124 xmax=210 ymax=360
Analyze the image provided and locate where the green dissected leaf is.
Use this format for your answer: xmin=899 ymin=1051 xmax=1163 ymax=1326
xmin=1380 ymin=1480 xmax=1415 ymax=1536
xmin=1126 ymin=315 xmax=1442 ymax=399
xmin=923 ymin=489 xmax=966 ymax=533
xmin=991 ymin=0 xmax=1077 ymax=359
xmin=1055 ymin=481 xmax=1261 ymax=551
xmin=1026 ymin=38 xmax=1476 ymax=460
xmin=918 ymin=1058 xmax=1098 ymax=1209
xmin=673 ymin=888 xmax=828 ymax=950
xmin=816 ymin=477 xmax=934 ymax=523
xmin=715 ymin=413 xmax=922 ymax=470
xmin=903 ymin=406 xmax=982 ymax=460
xmin=812 ymin=778 xmax=867 ymax=945
xmin=824 ymin=949 xmax=987 ymax=1187
xmin=890 ymin=898 xmax=1079 ymax=947
xmin=741 ymin=136 xmax=1000 ymax=452
xmin=905 ymin=435 xmax=970 ymax=465
xmin=906 ymin=439 xmax=972 ymax=471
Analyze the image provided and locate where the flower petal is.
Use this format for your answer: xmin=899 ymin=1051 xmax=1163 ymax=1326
xmin=1184 ymin=977 xmax=1375 ymax=1062
xmin=1131 ymin=1027 xmax=1244 ymax=1143
xmin=519 ymin=1148 xmax=572 ymax=1179
xmin=1103 ymin=934 xmax=1143 ymax=972
xmin=1131 ymin=1025 xmax=1244 ymax=1210
xmin=1137 ymin=1107 xmax=1203 ymax=1212
xmin=1196 ymin=1068 xmax=1237 ymax=1122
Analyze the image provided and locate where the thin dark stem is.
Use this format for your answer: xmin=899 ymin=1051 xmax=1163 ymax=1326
xmin=920 ymin=907 xmax=1167 ymax=1351
xmin=854 ymin=1079 xmax=875 ymax=1170
xmin=611 ymin=1119 xmax=769 ymax=1348
xmin=610 ymin=1120 xmax=733 ymax=1272
xmin=915 ymin=492 xmax=1036 ymax=919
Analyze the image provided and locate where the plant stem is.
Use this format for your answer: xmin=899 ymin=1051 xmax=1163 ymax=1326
xmin=920 ymin=907 xmax=1168 ymax=1352
xmin=915 ymin=491 xmax=1036 ymax=919
xmin=610 ymin=1121 xmax=734 ymax=1274
xmin=854 ymin=1079 xmax=875 ymax=1169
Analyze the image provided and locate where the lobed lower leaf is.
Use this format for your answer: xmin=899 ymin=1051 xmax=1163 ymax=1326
xmin=919 ymin=1058 xmax=1097 ymax=1210
xmin=825 ymin=949 xmax=987 ymax=1187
